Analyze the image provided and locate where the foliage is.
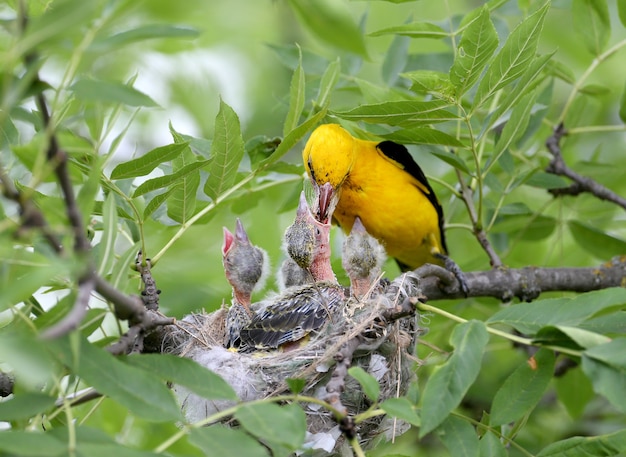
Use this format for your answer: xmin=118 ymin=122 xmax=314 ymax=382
xmin=1 ymin=0 xmax=626 ymax=456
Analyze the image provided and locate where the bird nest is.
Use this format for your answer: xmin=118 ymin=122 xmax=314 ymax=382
xmin=162 ymin=272 xmax=424 ymax=455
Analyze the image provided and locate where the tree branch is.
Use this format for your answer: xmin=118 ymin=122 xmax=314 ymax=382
xmin=455 ymin=165 xmax=503 ymax=268
xmin=546 ymin=123 xmax=626 ymax=210
xmin=418 ymin=256 xmax=626 ymax=301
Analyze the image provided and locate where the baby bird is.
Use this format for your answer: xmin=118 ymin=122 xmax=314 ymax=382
xmin=278 ymin=192 xmax=316 ymax=289
xmin=239 ymin=281 xmax=345 ymax=350
xmin=342 ymin=216 xmax=387 ymax=300
xmin=222 ymin=219 xmax=268 ymax=349
xmin=278 ymin=191 xmax=336 ymax=288
xmin=239 ymin=184 xmax=342 ymax=350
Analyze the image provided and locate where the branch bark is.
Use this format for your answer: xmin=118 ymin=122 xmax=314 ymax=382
xmin=546 ymin=123 xmax=626 ymax=210
xmin=418 ymin=257 xmax=626 ymax=301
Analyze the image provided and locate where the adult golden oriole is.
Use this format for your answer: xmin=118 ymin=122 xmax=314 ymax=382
xmin=303 ymin=123 xmax=467 ymax=294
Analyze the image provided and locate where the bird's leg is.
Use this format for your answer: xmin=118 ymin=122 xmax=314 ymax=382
xmin=433 ymin=252 xmax=469 ymax=297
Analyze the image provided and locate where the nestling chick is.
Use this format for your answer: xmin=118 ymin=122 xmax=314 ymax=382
xmin=279 ymin=190 xmax=336 ymax=286
xmin=222 ymin=219 xmax=268 ymax=348
xmin=278 ymin=192 xmax=316 ymax=289
xmin=240 ymin=183 xmax=340 ymax=350
xmin=342 ymin=216 xmax=387 ymax=300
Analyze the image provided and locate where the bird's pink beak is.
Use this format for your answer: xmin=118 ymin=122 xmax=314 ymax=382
xmin=296 ymin=191 xmax=309 ymax=219
xmin=235 ymin=218 xmax=250 ymax=244
xmin=350 ymin=216 xmax=366 ymax=235
xmin=222 ymin=227 xmax=234 ymax=256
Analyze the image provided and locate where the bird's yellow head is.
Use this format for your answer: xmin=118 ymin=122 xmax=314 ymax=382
xmin=303 ymin=124 xmax=356 ymax=191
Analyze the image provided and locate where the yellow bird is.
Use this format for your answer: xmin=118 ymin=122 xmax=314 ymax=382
xmin=303 ymin=123 xmax=467 ymax=293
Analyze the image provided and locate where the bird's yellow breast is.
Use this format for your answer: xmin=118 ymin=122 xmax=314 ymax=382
xmin=337 ymin=138 xmax=443 ymax=268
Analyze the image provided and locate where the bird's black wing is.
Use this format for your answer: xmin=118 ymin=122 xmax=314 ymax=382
xmin=239 ymin=283 xmax=345 ymax=349
xmin=376 ymin=140 xmax=448 ymax=255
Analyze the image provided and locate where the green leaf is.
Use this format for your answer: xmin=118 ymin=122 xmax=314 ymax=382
xmin=284 ymin=47 xmax=306 ymax=137
xmin=450 ymin=6 xmax=499 ymax=96
xmin=537 ymin=429 xmax=626 ymax=457
xmin=379 ymin=128 xmax=466 ymax=148
xmin=71 ymin=79 xmax=158 ymax=107
xmin=316 ymin=57 xmax=341 ymax=108
xmin=0 ymin=392 xmax=56 ymax=421
xmin=0 ymin=253 xmax=67 ymax=312
xmin=582 ymin=355 xmax=626 ymax=413
xmin=0 ymin=116 xmax=19 ymax=149
xmin=479 ymin=430 xmax=508 ymax=457
xmin=76 ymin=157 xmax=101 ymax=227
xmin=125 ymin=353 xmax=237 ymax=401
xmin=286 ymin=378 xmax=306 ymax=394
xmin=333 ymin=100 xmax=457 ymax=126
xmin=578 ymin=83 xmax=611 ymax=96
xmin=288 ymin=0 xmax=367 ymax=57
xmin=524 ymin=171 xmax=569 ymax=189
xmin=204 ymin=100 xmax=245 ymax=200
xmin=619 ymin=79 xmax=626 ymax=124
xmin=488 ymin=288 xmax=626 ymax=335
xmin=50 ymin=336 xmax=182 ymax=422
xmin=380 ymin=397 xmax=420 ymax=426
xmin=96 ymin=193 xmax=118 ymax=276
xmin=404 ymin=70 xmax=456 ymax=100
xmin=189 ymin=426 xmax=269 ymax=457
xmin=20 ymin=0 xmax=98 ymax=56
xmin=143 ymin=186 xmax=180 ymax=219
xmin=544 ymin=58 xmax=576 ymax=85
xmin=490 ymin=348 xmax=555 ymax=426
xmin=133 ymin=159 xmax=209 ymax=197
xmin=370 ymin=22 xmax=448 ymax=39
xmin=584 ymin=338 xmax=626 ymax=369
xmin=490 ymin=90 xmax=539 ymax=168
xmin=568 ymin=220 xmax=626 ymax=261
xmin=348 ymin=366 xmax=380 ymax=402
xmin=167 ymin=147 xmax=200 ymax=224
xmin=0 ymin=330 xmax=57 ymax=389
xmin=490 ymin=212 xmax=556 ymax=240
xmin=436 ymin=415 xmax=480 ymax=457
xmin=109 ymin=242 xmax=141 ymax=291
xmin=420 ymin=320 xmax=489 ymax=437
xmin=91 ymin=24 xmax=199 ymax=51
xmin=49 ymin=426 xmax=172 ymax=457
xmin=580 ymin=312 xmax=626 ymax=336
xmin=235 ymin=403 xmax=306 ymax=451
xmin=555 ymin=367 xmax=594 ymax=419
xmin=430 ymin=149 xmax=472 ymax=174
xmin=572 ymin=0 xmax=610 ymax=56
xmin=0 ymin=431 xmax=66 ymax=457
xmin=474 ymin=3 xmax=549 ymax=110
xmin=110 ymin=142 xmax=190 ymax=180
xmin=619 ymin=0 xmax=626 ymax=27
xmin=79 ymin=308 xmax=108 ymax=338
xmin=382 ymin=31 xmax=409 ymax=86
xmin=545 ymin=325 xmax=611 ymax=349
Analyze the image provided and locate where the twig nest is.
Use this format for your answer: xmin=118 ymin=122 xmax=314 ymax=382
xmin=166 ymin=273 xmax=423 ymax=455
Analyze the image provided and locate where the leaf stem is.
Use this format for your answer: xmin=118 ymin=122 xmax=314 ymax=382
xmin=418 ymin=302 xmax=583 ymax=357
xmin=558 ymin=39 xmax=626 ymax=125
